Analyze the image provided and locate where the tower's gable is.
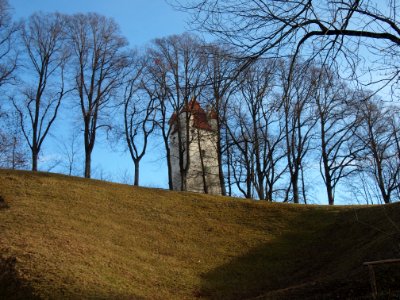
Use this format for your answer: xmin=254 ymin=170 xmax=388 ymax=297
xmin=169 ymin=99 xmax=215 ymax=133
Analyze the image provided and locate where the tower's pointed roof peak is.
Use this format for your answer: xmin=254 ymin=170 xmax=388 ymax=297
xmin=170 ymin=97 xmax=215 ymax=131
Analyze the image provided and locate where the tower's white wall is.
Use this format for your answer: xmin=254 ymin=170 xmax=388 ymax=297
xmin=170 ymin=113 xmax=221 ymax=195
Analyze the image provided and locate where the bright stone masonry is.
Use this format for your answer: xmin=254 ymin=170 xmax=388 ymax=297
xmin=169 ymin=99 xmax=221 ymax=195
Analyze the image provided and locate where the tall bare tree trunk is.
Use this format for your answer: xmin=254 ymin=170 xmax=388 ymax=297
xmin=134 ymin=160 xmax=139 ymax=186
xmin=84 ymin=151 xmax=91 ymax=178
xmin=32 ymin=149 xmax=38 ymax=171
xmin=197 ymin=130 xmax=208 ymax=194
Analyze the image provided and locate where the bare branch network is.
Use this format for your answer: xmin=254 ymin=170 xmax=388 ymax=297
xmin=0 ymin=1 xmax=399 ymax=205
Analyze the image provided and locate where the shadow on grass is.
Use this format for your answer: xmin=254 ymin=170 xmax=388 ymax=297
xmin=0 ymin=195 xmax=9 ymax=210
xmin=0 ymin=256 xmax=39 ymax=300
xmin=0 ymin=255 xmax=145 ymax=300
xmin=197 ymin=208 xmax=400 ymax=299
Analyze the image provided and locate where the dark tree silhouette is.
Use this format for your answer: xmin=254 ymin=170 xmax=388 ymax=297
xmin=67 ymin=13 xmax=129 ymax=178
xmin=13 ymin=13 xmax=70 ymax=171
xmin=122 ymin=54 xmax=155 ymax=186
xmin=146 ymin=33 xmax=206 ymax=190
xmin=0 ymin=0 xmax=18 ymax=88
xmin=351 ymin=97 xmax=400 ymax=204
xmin=175 ymin=0 xmax=400 ymax=94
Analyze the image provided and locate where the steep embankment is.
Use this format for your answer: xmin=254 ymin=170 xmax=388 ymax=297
xmin=0 ymin=170 xmax=399 ymax=299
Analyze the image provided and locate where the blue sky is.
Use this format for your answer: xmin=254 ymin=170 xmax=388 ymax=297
xmin=11 ymin=0 xmax=188 ymax=46
xmin=9 ymin=0 xmax=190 ymax=187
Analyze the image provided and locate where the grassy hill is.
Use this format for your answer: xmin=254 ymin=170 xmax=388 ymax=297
xmin=0 ymin=169 xmax=399 ymax=299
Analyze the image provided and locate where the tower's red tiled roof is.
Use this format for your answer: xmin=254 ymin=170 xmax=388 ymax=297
xmin=169 ymin=112 xmax=177 ymax=126
xmin=169 ymin=98 xmax=215 ymax=132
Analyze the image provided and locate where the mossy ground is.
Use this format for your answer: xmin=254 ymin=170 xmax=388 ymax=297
xmin=0 ymin=169 xmax=399 ymax=299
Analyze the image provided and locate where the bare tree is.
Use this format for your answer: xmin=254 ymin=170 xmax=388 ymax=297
xmin=202 ymin=43 xmax=237 ymax=195
xmin=279 ymin=61 xmax=318 ymax=204
xmin=0 ymin=1 xmax=25 ymax=170
xmin=67 ymin=13 xmax=129 ymax=178
xmin=391 ymin=112 xmax=400 ymax=201
xmin=147 ymin=33 xmax=206 ymax=191
xmin=122 ymin=54 xmax=155 ymax=186
xmin=0 ymin=133 xmax=26 ymax=169
xmin=0 ymin=0 xmax=18 ymax=89
xmin=0 ymin=111 xmax=28 ymax=169
xmin=225 ymin=59 xmax=286 ymax=200
xmin=176 ymin=0 xmax=400 ymax=93
xmin=225 ymin=105 xmax=254 ymax=198
xmin=57 ymin=130 xmax=81 ymax=176
xmin=174 ymin=0 xmax=400 ymax=204
xmin=312 ymin=67 xmax=363 ymax=205
xmin=143 ymin=52 xmax=174 ymax=189
xmin=351 ymin=96 xmax=400 ymax=204
xmin=13 ymin=13 xmax=70 ymax=171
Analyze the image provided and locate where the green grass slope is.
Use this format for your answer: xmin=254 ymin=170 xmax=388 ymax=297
xmin=0 ymin=169 xmax=399 ymax=299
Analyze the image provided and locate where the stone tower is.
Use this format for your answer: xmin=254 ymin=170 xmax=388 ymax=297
xmin=169 ymin=99 xmax=221 ymax=195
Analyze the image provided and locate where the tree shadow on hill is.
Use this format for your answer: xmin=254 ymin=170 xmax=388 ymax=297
xmin=0 ymin=256 xmax=39 ymax=300
xmin=0 ymin=256 xmax=144 ymax=300
xmin=197 ymin=208 xmax=400 ymax=299
xmin=0 ymin=195 xmax=9 ymax=210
